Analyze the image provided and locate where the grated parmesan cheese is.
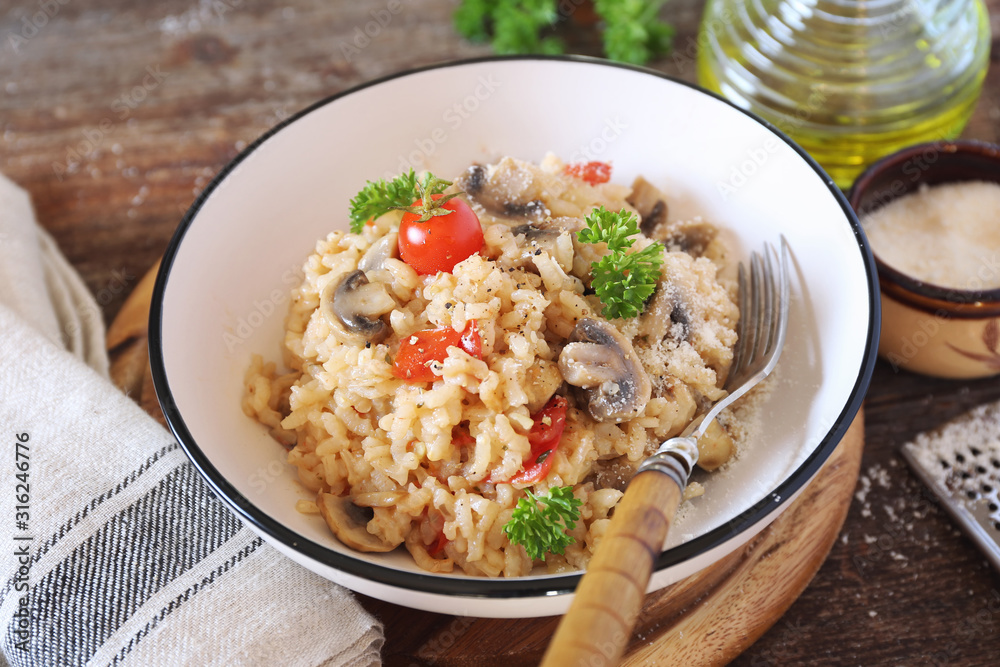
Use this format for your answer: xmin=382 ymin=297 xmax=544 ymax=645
xmin=861 ymin=181 xmax=1000 ymax=290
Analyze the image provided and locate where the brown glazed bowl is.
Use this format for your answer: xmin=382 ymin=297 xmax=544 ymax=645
xmin=849 ymin=140 xmax=1000 ymax=378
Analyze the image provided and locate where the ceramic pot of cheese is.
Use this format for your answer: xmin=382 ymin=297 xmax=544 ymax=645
xmin=849 ymin=140 xmax=1000 ymax=379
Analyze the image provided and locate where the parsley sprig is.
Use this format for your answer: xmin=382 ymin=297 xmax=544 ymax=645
xmin=348 ymin=170 xmax=450 ymax=233
xmin=503 ymin=486 xmax=582 ymax=561
xmin=455 ymin=0 xmax=562 ymax=55
xmin=578 ymin=206 xmax=664 ymax=319
xmin=453 ymin=0 xmax=673 ymax=65
xmin=595 ymin=0 xmax=674 ymax=65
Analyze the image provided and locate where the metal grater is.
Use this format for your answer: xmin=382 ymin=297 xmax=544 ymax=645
xmin=900 ymin=402 xmax=1000 ymax=573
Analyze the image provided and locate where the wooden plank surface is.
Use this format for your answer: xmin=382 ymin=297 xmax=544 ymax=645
xmin=6 ymin=0 xmax=1000 ymax=664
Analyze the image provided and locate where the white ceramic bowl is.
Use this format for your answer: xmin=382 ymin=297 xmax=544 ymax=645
xmin=149 ymin=56 xmax=879 ymax=618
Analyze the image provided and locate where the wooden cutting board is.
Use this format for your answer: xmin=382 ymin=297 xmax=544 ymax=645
xmin=108 ymin=260 xmax=864 ymax=667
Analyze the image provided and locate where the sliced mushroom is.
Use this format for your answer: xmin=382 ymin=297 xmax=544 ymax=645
xmin=514 ymin=216 xmax=584 ymax=236
xmin=455 ymin=160 xmax=548 ymax=222
xmin=512 ymin=223 xmax=557 ymax=241
xmin=506 ymin=222 xmax=577 ymax=274
xmin=627 ymin=176 xmax=718 ymax=256
xmin=558 ymin=318 xmax=652 ymax=423
xmin=464 ymin=163 xmax=487 ymax=194
xmin=627 ymin=176 xmax=669 ymax=237
xmin=666 ymin=220 xmax=718 ymax=257
xmin=502 ymin=199 xmax=547 ymax=219
xmin=317 ymin=492 xmax=403 ymax=553
xmin=638 ymin=281 xmax=691 ymax=344
xmin=358 ymin=232 xmax=399 ymax=273
xmin=638 ymin=282 xmax=673 ymax=343
xmin=585 ymin=457 xmax=641 ymax=493
xmin=670 ymin=302 xmax=691 ymax=341
xmin=512 ymin=223 xmax=561 ymax=262
xmin=319 ymin=269 xmax=395 ymax=344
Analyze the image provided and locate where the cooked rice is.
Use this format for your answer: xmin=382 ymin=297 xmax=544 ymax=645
xmin=243 ymin=155 xmax=738 ymax=576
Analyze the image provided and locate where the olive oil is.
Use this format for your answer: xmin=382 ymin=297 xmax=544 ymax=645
xmin=696 ymin=0 xmax=990 ymax=188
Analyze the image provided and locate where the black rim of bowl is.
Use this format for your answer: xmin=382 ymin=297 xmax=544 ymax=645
xmin=148 ymin=54 xmax=880 ymax=601
xmin=849 ymin=139 xmax=1000 ymax=313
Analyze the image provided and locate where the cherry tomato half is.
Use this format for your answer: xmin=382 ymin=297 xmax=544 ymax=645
xmin=509 ymin=395 xmax=569 ymax=485
xmin=392 ymin=321 xmax=482 ymax=383
xmin=564 ymin=161 xmax=612 ymax=185
xmin=398 ymin=195 xmax=484 ymax=275
xmin=425 ymin=511 xmax=449 ymax=557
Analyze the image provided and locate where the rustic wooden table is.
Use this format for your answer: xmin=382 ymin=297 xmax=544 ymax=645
xmin=4 ymin=1 xmax=1000 ymax=664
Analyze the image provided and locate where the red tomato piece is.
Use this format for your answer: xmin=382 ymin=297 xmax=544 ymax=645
xmin=425 ymin=511 xmax=448 ymax=557
xmin=509 ymin=395 xmax=569 ymax=485
xmin=392 ymin=321 xmax=482 ymax=383
xmin=564 ymin=161 xmax=612 ymax=185
xmin=452 ymin=425 xmax=476 ymax=447
xmin=428 ymin=530 xmax=449 ymax=557
xmin=398 ymin=195 xmax=484 ymax=275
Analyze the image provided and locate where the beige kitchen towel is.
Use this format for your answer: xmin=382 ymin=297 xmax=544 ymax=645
xmin=0 ymin=173 xmax=384 ymax=666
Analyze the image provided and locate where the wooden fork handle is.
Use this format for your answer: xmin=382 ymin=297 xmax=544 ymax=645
xmin=541 ymin=471 xmax=682 ymax=667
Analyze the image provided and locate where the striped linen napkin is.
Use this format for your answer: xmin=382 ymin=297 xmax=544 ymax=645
xmin=0 ymin=174 xmax=383 ymax=666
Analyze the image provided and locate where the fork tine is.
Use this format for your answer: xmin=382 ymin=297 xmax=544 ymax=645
xmin=755 ymin=245 xmax=776 ymax=361
xmin=766 ymin=236 xmax=790 ymax=372
xmin=757 ymin=237 xmax=790 ymax=378
xmin=723 ymin=238 xmax=790 ymax=394
xmin=728 ymin=261 xmax=751 ymax=383
xmin=748 ymin=251 xmax=764 ymax=368
xmin=754 ymin=250 xmax=769 ymax=367
xmin=762 ymin=246 xmax=777 ymax=357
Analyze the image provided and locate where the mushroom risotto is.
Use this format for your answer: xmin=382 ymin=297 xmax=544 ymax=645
xmin=242 ymin=155 xmax=740 ymax=577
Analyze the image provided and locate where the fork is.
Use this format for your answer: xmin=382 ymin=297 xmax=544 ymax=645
xmin=541 ymin=237 xmax=791 ymax=667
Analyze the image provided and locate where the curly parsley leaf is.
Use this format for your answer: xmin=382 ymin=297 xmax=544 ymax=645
xmin=492 ymin=0 xmax=562 ymax=54
xmin=348 ymin=171 xmax=450 ymax=234
xmin=503 ymin=486 xmax=582 ymax=561
xmin=578 ymin=206 xmax=664 ymax=320
xmin=453 ymin=0 xmax=495 ymax=43
xmin=456 ymin=0 xmax=561 ymax=54
xmin=453 ymin=0 xmax=672 ymax=65
xmin=594 ymin=0 xmax=674 ymax=65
